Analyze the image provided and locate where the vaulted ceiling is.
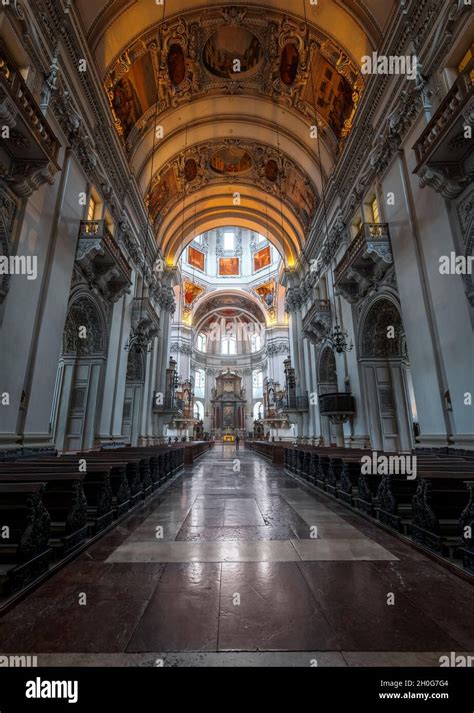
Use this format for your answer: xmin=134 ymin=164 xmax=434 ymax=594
xmin=75 ymin=0 xmax=397 ymax=265
xmin=193 ymin=291 xmax=267 ymax=333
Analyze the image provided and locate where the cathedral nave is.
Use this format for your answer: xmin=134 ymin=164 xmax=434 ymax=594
xmin=0 ymin=0 xmax=472 ymax=699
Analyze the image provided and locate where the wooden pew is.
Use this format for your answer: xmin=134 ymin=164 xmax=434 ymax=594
xmin=0 ymin=471 xmax=88 ymax=556
xmin=410 ymin=475 xmax=473 ymax=557
xmin=0 ymin=483 xmax=52 ymax=595
xmin=321 ymin=450 xmax=367 ymax=494
xmin=375 ymin=474 xmax=418 ymax=531
xmin=104 ymin=444 xmax=185 ymax=486
xmin=55 ymin=453 xmax=147 ymax=504
xmin=375 ymin=457 xmax=474 ymax=534
xmin=4 ymin=461 xmax=115 ymax=534
xmin=459 ymin=481 xmax=474 ymax=574
xmin=249 ymin=441 xmax=286 ymax=465
xmin=103 ymin=448 xmax=162 ymax=490
xmin=339 ymin=460 xmax=364 ymax=505
xmin=91 ymin=452 xmax=152 ymax=498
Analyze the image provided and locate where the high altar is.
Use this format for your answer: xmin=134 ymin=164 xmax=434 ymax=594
xmin=211 ymin=370 xmax=247 ymax=436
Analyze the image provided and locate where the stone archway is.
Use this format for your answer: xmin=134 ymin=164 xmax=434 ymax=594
xmin=53 ymin=294 xmax=108 ymax=451
xmin=358 ymin=296 xmax=414 ymax=452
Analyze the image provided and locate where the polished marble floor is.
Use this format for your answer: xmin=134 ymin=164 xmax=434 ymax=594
xmin=0 ymin=446 xmax=473 ymax=666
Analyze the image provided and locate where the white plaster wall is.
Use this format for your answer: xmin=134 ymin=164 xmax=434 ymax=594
xmin=380 ymin=150 xmax=448 ymax=445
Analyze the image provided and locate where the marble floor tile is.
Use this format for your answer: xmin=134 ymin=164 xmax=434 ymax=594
xmin=126 ymin=564 xmax=221 ymax=652
xmin=106 ymin=540 xmax=300 ymax=563
xmin=176 ymin=525 xmax=299 ymax=541
xmin=223 ymin=498 xmax=266 ymax=526
xmin=290 ymin=538 xmax=398 ymax=561
xmin=298 ymin=562 xmax=465 ymax=651
xmin=218 ymin=562 xmax=340 ymax=651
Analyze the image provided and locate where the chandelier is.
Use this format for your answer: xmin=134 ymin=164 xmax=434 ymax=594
xmin=327 ymin=319 xmax=353 ymax=354
xmin=125 ymin=320 xmax=153 ymax=354
xmin=301 ymin=0 xmax=352 ymax=357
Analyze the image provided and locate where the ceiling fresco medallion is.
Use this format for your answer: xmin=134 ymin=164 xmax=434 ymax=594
xmin=280 ymin=42 xmax=299 ymax=86
xmin=167 ymin=44 xmax=187 ymax=86
xmin=194 ymin=295 xmax=265 ymax=325
xmin=146 ymin=167 xmax=179 ymax=220
xmin=265 ymin=159 xmax=279 ymax=183
xmin=203 ymin=26 xmax=263 ymax=79
xmin=210 ymin=147 xmax=253 ymax=175
xmin=184 ymin=157 xmax=198 ymax=182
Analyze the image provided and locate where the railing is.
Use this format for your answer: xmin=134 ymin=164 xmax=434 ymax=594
xmin=0 ymin=46 xmax=60 ymax=165
xmin=79 ymin=220 xmax=132 ymax=282
xmin=319 ymin=393 xmax=356 ymax=416
xmin=303 ymin=299 xmax=332 ymax=342
xmin=153 ymin=395 xmax=183 ymax=412
xmin=276 ymin=394 xmax=309 ymax=411
xmin=305 ymin=299 xmax=331 ymax=317
xmin=414 ymin=66 xmax=474 ymax=170
xmin=133 ymin=297 xmax=155 ymax=312
xmin=334 ymin=223 xmax=390 ymax=284
xmin=132 ymin=297 xmax=160 ymax=333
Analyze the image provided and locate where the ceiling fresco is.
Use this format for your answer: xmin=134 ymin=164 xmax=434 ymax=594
xmin=104 ymin=7 xmax=363 ymax=150
xmin=146 ymin=138 xmax=318 ymax=230
xmin=193 ymin=293 xmax=266 ymax=327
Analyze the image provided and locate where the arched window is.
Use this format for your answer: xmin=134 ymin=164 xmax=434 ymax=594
xmin=193 ymin=401 xmax=204 ymax=420
xmin=221 ymin=336 xmax=237 ymax=355
xmin=252 ymin=370 xmax=263 ymax=397
xmin=223 ymin=231 xmax=235 ymax=251
xmin=250 ymin=332 xmax=262 ymax=352
xmin=253 ymin=401 xmax=263 ymax=420
xmin=197 ymin=332 xmax=207 ymax=352
xmin=194 ymin=368 xmax=205 ymax=397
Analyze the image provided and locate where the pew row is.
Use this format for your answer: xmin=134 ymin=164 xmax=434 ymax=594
xmin=279 ymin=443 xmax=474 ymax=575
xmin=0 ymin=483 xmax=52 ymax=595
xmin=0 ymin=443 xmax=191 ymax=597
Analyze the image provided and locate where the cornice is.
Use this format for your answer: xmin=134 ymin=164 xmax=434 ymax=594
xmin=27 ymin=0 xmax=149 ymax=238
